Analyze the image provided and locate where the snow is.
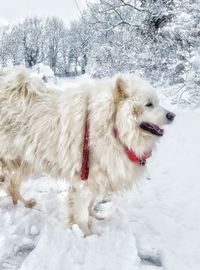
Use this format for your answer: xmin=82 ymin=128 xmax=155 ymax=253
xmin=31 ymin=63 xmax=54 ymax=78
xmin=0 ymin=80 xmax=200 ymax=270
xmin=30 ymin=63 xmax=57 ymax=85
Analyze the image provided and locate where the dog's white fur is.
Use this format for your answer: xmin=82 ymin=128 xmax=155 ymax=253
xmin=0 ymin=69 xmax=171 ymax=235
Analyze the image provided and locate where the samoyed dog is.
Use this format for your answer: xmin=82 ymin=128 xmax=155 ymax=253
xmin=0 ymin=69 xmax=175 ymax=235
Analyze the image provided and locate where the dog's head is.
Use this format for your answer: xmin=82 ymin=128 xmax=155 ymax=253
xmin=113 ymin=74 xmax=175 ymax=153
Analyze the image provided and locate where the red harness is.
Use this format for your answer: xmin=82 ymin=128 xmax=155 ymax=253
xmin=81 ymin=113 xmax=90 ymax=180
xmin=81 ymin=116 xmax=152 ymax=181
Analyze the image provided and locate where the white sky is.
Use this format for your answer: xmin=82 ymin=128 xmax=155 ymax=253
xmin=0 ymin=0 xmax=86 ymax=25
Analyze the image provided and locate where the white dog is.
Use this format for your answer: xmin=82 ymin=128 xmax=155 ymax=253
xmin=0 ymin=69 xmax=175 ymax=235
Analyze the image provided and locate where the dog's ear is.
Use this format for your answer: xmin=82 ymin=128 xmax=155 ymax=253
xmin=113 ymin=77 xmax=128 ymax=105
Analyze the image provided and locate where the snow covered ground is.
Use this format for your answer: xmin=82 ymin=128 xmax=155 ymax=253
xmin=0 ymin=77 xmax=199 ymax=270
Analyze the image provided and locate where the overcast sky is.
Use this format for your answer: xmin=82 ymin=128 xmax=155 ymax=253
xmin=0 ymin=0 xmax=86 ymax=25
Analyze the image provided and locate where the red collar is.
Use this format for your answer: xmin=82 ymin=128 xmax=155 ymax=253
xmin=80 ymin=115 xmax=151 ymax=181
xmin=113 ymin=128 xmax=152 ymax=166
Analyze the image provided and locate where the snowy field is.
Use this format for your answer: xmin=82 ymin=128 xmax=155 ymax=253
xmin=0 ymin=77 xmax=199 ymax=270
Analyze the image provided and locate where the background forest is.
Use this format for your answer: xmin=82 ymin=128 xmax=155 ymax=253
xmin=0 ymin=0 xmax=200 ymax=105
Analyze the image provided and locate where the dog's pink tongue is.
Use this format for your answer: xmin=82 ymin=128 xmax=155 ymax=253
xmin=140 ymin=122 xmax=164 ymax=136
xmin=150 ymin=123 xmax=164 ymax=135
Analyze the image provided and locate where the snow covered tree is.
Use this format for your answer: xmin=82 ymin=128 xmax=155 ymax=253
xmin=44 ymin=17 xmax=65 ymax=74
xmin=21 ymin=17 xmax=45 ymax=68
xmin=56 ymin=27 xmax=71 ymax=76
xmin=6 ymin=25 xmax=24 ymax=66
xmin=0 ymin=28 xmax=9 ymax=67
xmin=80 ymin=0 xmax=200 ymax=105
xmin=0 ymin=1 xmax=199 ymax=105
xmin=67 ymin=19 xmax=92 ymax=75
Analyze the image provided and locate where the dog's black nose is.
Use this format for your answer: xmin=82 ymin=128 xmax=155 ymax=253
xmin=166 ymin=112 xmax=176 ymax=121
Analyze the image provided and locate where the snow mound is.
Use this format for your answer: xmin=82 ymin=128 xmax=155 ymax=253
xmin=0 ymin=89 xmax=199 ymax=269
xmin=31 ymin=63 xmax=55 ymax=83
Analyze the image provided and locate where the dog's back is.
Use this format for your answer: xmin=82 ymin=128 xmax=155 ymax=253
xmin=0 ymin=69 xmax=88 ymax=177
xmin=0 ymin=69 xmax=59 ymax=171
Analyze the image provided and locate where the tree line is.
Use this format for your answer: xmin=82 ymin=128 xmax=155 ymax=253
xmin=0 ymin=16 xmax=90 ymax=76
xmin=0 ymin=0 xmax=199 ymax=104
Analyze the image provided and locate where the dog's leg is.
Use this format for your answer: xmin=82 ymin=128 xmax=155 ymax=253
xmin=6 ymin=177 xmax=36 ymax=208
xmin=67 ymin=185 xmax=93 ymax=236
xmin=0 ymin=159 xmax=36 ymax=208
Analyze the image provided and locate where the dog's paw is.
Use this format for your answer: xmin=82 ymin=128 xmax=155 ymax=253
xmin=24 ymin=199 xmax=37 ymax=208
xmin=72 ymin=223 xmax=92 ymax=237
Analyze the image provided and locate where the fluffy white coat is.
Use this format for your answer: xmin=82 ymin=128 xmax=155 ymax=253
xmin=0 ymin=69 xmax=173 ymax=235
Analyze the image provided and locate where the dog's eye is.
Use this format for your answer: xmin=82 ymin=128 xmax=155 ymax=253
xmin=145 ymin=102 xmax=153 ymax=107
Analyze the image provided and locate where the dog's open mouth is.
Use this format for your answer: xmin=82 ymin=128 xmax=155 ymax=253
xmin=140 ymin=122 xmax=164 ymax=136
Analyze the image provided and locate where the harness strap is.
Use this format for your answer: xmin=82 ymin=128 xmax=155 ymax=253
xmin=81 ymin=112 xmax=90 ymax=180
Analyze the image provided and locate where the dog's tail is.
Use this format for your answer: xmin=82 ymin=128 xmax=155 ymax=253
xmin=0 ymin=68 xmax=48 ymax=100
